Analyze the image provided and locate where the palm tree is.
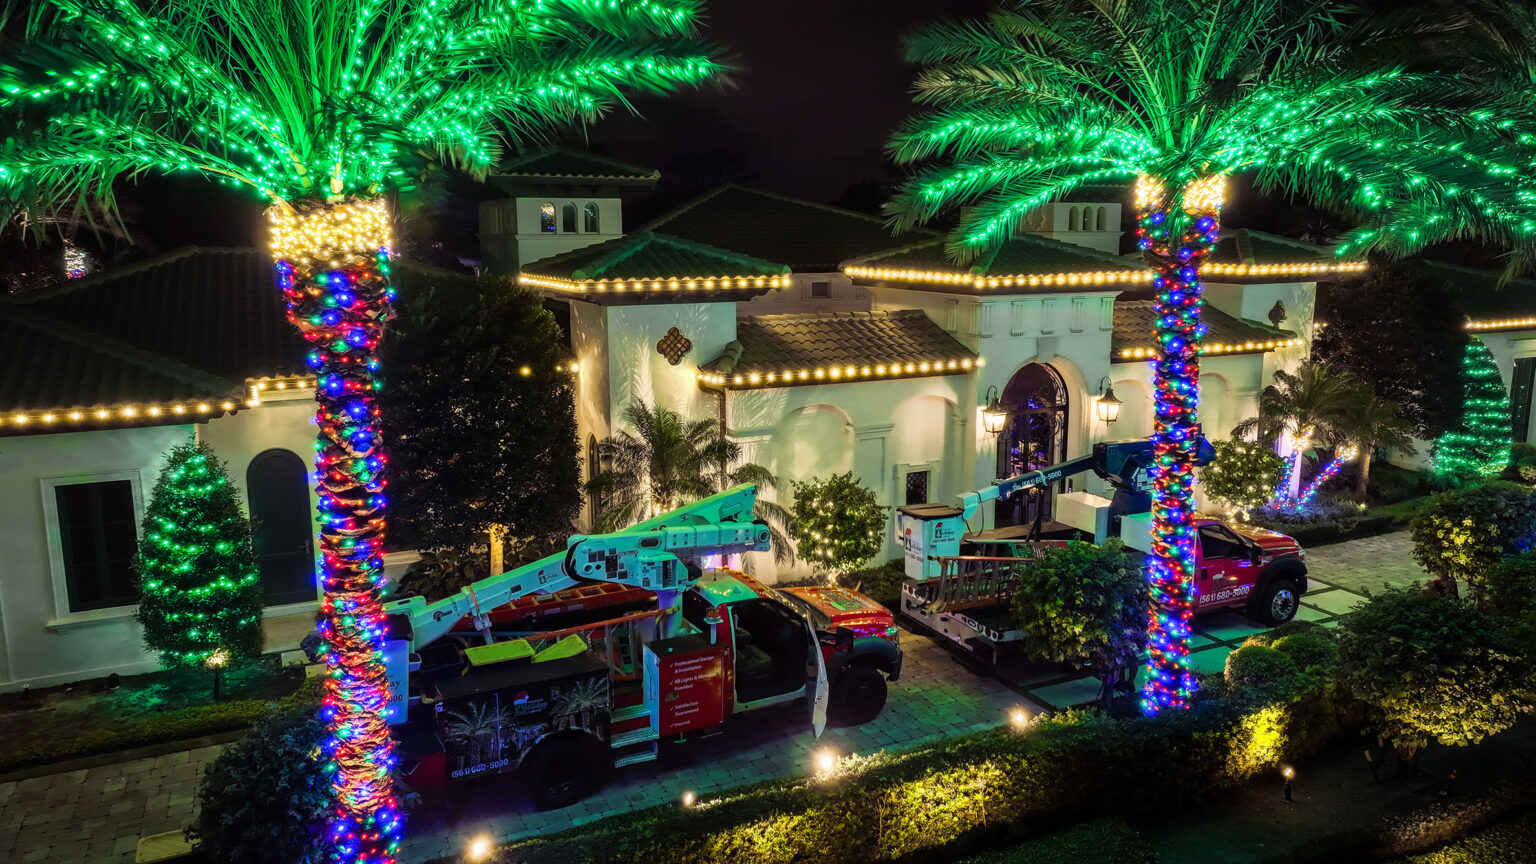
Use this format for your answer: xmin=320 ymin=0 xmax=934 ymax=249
xmin=885 ymin=0 xmax=1536 ymax=714
xmin=588 ymin=400 xmax=793 ymax=564
xmin=1337 ymin=391 xmax=1417 ymax=495
xmin=0 ymin=3 xmax=721 ymax=856
xmin=1239 ymin=359 xmax=1363 ymax=450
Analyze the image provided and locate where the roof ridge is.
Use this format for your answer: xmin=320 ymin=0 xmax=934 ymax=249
xmin=847 ymin=229 xmax=1139 ymax=272
xmin=5 ymin=246 xmax=268 ymax=304
xmin=498 ymin=146 xmax=658 ymax=179
xmin=1236 ymin=228 xmax=1330 ymax=254
xmin=641 ymin=183 xmax=941 ymax=238
xmin=525 ymin=230 xmax=791 ymax=279
xmin=2 ymin=305 xmax=241 ymax=399
xmin=1423 ymin=259 xmax=1536 ymax=288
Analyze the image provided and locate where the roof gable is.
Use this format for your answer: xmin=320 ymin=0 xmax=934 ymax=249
xmin=1205 ymin=229 xmax=1366 ymax=280
xmin=640 ymin=185 xmax=937 ymax=272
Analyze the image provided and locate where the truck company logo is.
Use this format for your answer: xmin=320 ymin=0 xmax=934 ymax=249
xmin=513 ymin=690 xmax=548 ymax=715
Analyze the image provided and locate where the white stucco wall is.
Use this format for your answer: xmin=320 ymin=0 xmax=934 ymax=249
xmin=738 ymin=273 xmax=871 ymax=316
xmin=478 ymin=196 xmax=624 ymax=272
xmin=0 ymin=424 xmax=192 ymax=689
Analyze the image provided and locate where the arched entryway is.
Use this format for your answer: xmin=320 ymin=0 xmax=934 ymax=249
xmin=247 ymin=449 xmax=316 ymax=606
xmin=996 ymin=363 xmax=1070 ymax=526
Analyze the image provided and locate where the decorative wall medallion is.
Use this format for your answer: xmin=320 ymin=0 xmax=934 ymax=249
xmin=657 ymin=327 xmax=693 ymax=365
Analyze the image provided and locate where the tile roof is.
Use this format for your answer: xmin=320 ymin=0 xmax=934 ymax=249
xmin=519 ymin=232 xmax=792 ymax=303
xmin=11 ymin=246 xmax=308 ymax=380
xmin=697 ymin=310 xmax=977 ymax=389
xmin=845 ymin=234 xmax=1146 ymax=294
xmin=1422 ymin=261 xmax=1536 ymax=332
xmin=493 ymin=147 xmax=659 ymax=183
xmin=0 ymin=306 xmax=244 ymax=434
xmin=1112 ymin=298 xmax=1301 ymax=361
xmin=639 ymin=185 xmax=937 ymax=272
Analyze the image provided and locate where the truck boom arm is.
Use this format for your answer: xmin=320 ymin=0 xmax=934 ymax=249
xmin=384 ymin=485 xmax=771 ymax=650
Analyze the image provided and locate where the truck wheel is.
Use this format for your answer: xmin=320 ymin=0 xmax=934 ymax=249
xmin=522 ymin=737 xmax=598 ymax=810
xmin=1253 ymin=579 xmax=1300 ymax=627
xmin=832 ymin=665 xmax=887 ymax=726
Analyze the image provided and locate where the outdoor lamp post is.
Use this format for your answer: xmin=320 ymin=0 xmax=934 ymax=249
xmin=982 ymin=385 xmax=1008 ymax=435
xmin=1095 ymin=377 xmax=1122 ymax=425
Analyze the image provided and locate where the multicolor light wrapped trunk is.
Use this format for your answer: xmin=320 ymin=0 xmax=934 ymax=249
xmin=1134 ymin=174 xmax=1222 ymax=714
xmin=269 ymin=198 xmax=401 ymax=864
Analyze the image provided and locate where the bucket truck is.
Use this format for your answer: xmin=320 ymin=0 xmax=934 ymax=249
xmin=382 ymin=485 xmax=902 ymax=809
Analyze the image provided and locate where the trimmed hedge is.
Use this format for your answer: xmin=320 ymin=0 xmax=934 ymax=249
xmin=0 ymin=676 xmax=320 ymax=774
xmin=1248 ymin=512 xmax=1396 ymax=546
xmin=479 ymin=674 xmax=1354 ymax=864
xmin=956 ymin=819 xmax=1155 ymax=864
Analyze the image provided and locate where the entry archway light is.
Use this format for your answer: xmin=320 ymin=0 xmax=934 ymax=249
xmin=982 ymin=385 xmax=1008 ymax=435
xmin=1095 ymin=377 xmax=1122 ymax=424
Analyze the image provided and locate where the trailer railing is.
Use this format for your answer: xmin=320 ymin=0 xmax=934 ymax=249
xmin=908 ymin=554 xmax=1036 ymax=613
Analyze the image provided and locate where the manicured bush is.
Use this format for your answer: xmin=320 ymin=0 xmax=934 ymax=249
xmin=1012 ymin=540 xmax=1146 ymax=712
xmin=1481 ymin=552 xmax=1536 ymax=644
xmin=844 ymin=559 xmax=906 ymax=608
xmin=956 ymin=819 xmax=1156 ymax=864
xmin=1203 ymin=439 xmax=1285 ymax=514
xmin=788 ymin=473 xmax=889 ymax=577
xmin=475 ymin=675 xmax=1353 ymax=864
xmin=1245 ymin=511 xmax=1396 ymax=547
xmin=1225 ymin=644 xmax=1298 ymax=690
xmin=1410 ymin=482 xmax=1536 ymax=598
xmin=187 ymin=707 xmax=332 ymax=864
xmin=1369 ymin=465 xmax=1444 ymax=506
xmin=1272 ymin=631 xmax=1340 ymax=671
xmin=1337 ymin=587 xmax=1535 ymax=757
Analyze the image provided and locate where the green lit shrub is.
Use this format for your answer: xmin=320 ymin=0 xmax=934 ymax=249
xmin=788 ymin=473 xmax=889 ymax=577
xmin=187 ymin=707 xmax=332 ymax=864
xmin=1410 ymin=482 xmax=1536 ymax=598
xmin=1225 ymin=644 xmax=1298 ymax=691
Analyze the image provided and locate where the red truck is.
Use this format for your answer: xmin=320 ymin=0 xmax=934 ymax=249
xmin=1191 ymin=518 xmax=1308 ymax=625
xmin=384 ymin=487 xmax=901 ymax=809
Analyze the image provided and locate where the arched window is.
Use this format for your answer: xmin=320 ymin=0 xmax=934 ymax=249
xmin=1081 ymin=207 xmax=1093 ymax=231
xmin=583 ymin=202 xmax=600 ymax=233
xmin=1095 ymin=206 xmax=1106 ymax=231
xmin=1067 ymin=207 xmax=1079 ymax=231
xmin=561 ymin=202 xmax=577 ymax=233
xmin=539 ymin=202 xmax=556 ymax=233
xmin=247 ymin=449 xmax=316 ymax=606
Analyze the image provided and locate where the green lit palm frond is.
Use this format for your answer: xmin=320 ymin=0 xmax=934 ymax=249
xmin=0 ymin=0 xmax=724 ymax=223
xmin=887 ymin=0 xmax=1536 ymax=265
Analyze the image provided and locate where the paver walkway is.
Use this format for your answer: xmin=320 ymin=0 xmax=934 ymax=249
xmin=0 ymin=531 xmax=1429 ymax=863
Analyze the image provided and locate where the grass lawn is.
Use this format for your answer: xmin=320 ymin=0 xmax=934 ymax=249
xmin=0 ymin=656 xmax=305 ymax=772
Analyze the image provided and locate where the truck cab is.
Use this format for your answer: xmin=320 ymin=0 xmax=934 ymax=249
xmin=1194 ymin=519 xmax=1307 ymax=626
xmin=677 ymin=571 xmax=902 ymax=724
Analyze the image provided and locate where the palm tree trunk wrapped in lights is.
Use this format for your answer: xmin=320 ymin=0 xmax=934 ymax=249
xmin=1134 ymin=173 xmax=1225 ymax=710
xmin=270 ymin=198 xmax=399 ymax=853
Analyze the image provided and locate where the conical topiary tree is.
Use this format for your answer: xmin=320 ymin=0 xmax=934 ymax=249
xmin=135 ymin=442 xmax=264 ymax=669
xmin=1434 ymin=340 xmax=1513 ymax=482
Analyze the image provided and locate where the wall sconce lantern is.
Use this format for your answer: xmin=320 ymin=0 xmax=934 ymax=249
xmin=1095 ymin=377 xmax=1122 ymax=424
xmin=982 ymin=385 xmax=1008 ymax=435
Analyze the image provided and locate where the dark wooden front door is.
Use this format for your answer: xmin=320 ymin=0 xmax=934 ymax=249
xmin=996 ymin=363 xmax=1069 ymax=527
xmin=247 ymin=449 xmax=316 ymax=606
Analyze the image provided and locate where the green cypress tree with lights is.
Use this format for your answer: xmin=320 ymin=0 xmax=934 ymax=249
xmin=1434 ymin=340 xmax=1513 ymax=482
xmin=135 ymin=442 xmax=264 ymax=668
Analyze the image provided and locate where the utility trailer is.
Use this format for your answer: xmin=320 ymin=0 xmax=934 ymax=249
xmin=385 ymin=486 xmax=903 ymax=809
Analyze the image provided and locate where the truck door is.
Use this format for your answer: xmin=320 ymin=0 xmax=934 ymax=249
xmin=727 ymin=598 xmax=810 ymax=704
xmin=1196 ymin=523 xmax=1250 ymax=608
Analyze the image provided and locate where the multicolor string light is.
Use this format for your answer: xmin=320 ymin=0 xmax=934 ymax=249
xmin=271 ymin=198 xmax=400 ymax=864
xmin=1269 ymin=428 xmax=1312 ymax=511
xmin=1136 ymin=174 xmax=1222 ymax=716
xmin=1291 ymin=445 xmax=1358 ymax=509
